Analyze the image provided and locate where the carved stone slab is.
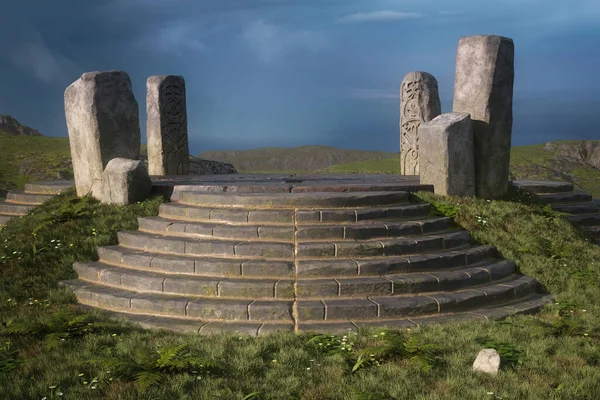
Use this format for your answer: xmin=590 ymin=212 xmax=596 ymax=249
xmin=64 ymin=70 xmax=141 ymax=197
xmin=146 ymin=75 xmax=190 ymax=176
xmin=419 ymin=112 xmax=475 ymax=197
xmin=452 ymin=35 xmax=514 ymax=199
xmin=399 ymin=71 xmax=441 ymax=176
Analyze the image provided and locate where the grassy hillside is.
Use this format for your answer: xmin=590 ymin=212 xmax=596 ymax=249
xmin=320 ymin=141 xmax=600 ymax=198
xmin=1 ymin=185 xmax=600 ymax=398
xmin=0 ymin=132 xmax=598 ymax=199
xmin=198 ymin=146 xmax=397 ymax=173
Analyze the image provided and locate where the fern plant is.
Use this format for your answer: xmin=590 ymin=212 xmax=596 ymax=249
xmin=352 ymin=332 xmax=445 ymax=373
xmin=0 ymin=340 xmax=23 ymax=376
xmin=86 ymin=344 xmax=224 ymax=392
xmin=475 ymin=337 xmax=524 ymax=369
xmin=31 ymin=196 xmax=96 ymax=235
xmin=0 ymin=310 xmax=121 ymax=350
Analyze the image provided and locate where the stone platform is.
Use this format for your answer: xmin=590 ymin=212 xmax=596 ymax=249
xmin=56 ymin=174 xmax=551 ymax=335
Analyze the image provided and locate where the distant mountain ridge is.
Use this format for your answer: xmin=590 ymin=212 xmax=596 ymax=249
xmin=0 ymin=115 xmax=44 ymax=137
xmin=198 ymin=145 xmax=397 ymax=172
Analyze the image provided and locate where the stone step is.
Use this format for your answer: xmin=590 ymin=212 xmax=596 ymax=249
xmin=176 ymin=191 xmax=411 ymax=209
xmin=552 ymin=202 xmax=600 ymax=215
xmin=61 ymin=279 xmax=295 ymax=323
xmin=510 ymin=180 xmax=574 ymax=194
xmin=581 ymin=225 xmax=600 ymax=238
xmin=116 ymin=229 xmax=471 ymax=259
xmin=297 ymin=275 xmax=538 ymax=322
xmin=136 ymin=215 xmax=452 ymax=242
xmin=61 ymin=274 xmax=538 ymax=323
xmin=566 ymin=213 xmax=600 ymax=227
xmin=0 ymin=214 xmax=15 ymax=225
xmin=300 ymin=294 xmax=554 ymax=334
xmin=97 ymin=243 xmax=497 ymax=278
xmin=24 ymin=180 xmax=74 ymax=195
xmin=73 ymin=258 xmax=516 ymax=300
xmin=159 ymin=202 xmax=432 ymax=225
xmin=537 ymin=191 xmax=592 ymax=205
xmin=73 ymin=293 xmax=553 ymax=336
xmin=0 ymin=200 xmax=35 ymax=215
xmin=5 ymin=190 xmax=55 ymax=205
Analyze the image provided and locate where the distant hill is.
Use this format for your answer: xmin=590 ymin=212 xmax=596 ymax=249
xmin=198 ymin=146 xmax=397 ymax=173
xmin=0 ymin=121 xmax=597 ymax=199
xmin=0 ymin=115 xmax=43 ymax=137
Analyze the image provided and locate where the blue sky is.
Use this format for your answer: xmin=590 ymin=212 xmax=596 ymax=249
xmin=0 ymin=0 xmax=599 ymax=156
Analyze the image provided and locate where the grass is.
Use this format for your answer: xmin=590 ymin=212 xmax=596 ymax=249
xmin=0 ymin=185 xmax=600 ymax=399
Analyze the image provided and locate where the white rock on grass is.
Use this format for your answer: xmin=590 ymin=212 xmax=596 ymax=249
xmin=472 ymin=348 xmax=501 ymax=374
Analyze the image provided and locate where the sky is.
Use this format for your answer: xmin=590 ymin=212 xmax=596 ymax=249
xmin=0 ymin=0 xmax=599 ymax=156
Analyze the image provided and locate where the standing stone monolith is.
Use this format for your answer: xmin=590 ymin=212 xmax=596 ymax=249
xmin=452 ymin=35 xmax=514 ymax=199
xmin=146 ymin=75 xmax=190 ymax=176
xmin=419 ymin=112 xmax=475 ymax=197
xmin=64 ymin=70 xmax=141 ymax=197
xmin=400 ymin=71 xmax=441 ymax=175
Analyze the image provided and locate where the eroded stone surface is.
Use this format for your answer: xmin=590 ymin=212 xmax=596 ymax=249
xmin=99 ymin=158 xmax=152 ymax=205
xmin=400 ymin=71 xmax=441 ymax=176
xmin=146 ymin=75 xmax=190 ymax=176
xmin=453 ymin=35 xmax=514 ymax=199
xmin=419 ymin=112 xmax=475 ymax=196
xmin=64 ymin=70 xmax=140 ymax=197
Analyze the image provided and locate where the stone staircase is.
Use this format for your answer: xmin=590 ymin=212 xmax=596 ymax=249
xmin=61 ymin=182 xmax=551 ymax=335
xmin=511 ymin=180 xmax=600 ymax=245
xmin=0 ymin=180 xmax=74 ymax=226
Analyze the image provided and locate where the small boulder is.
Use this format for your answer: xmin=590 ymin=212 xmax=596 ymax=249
xmin=98 ymin=158 xmax=152 ymax=205
xmin=472 ymin=348 xmax=500 ymax=374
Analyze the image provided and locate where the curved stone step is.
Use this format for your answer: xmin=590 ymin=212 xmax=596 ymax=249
xmin=74 ymin=261 xmax=296 ymax=299
xmin=176 ymin=191 xmax=411 ymax=209
xmin=73 ymin=258 xmax=516 ymax=300
xmin=510 ymin=180 xmax=573 ymax=194
xmin=137 ymin=215 xmax=452 ymax=242
xmin=24 ymin=180 xmax=74 ymax=194
xmin=73 ymin=293 xmax=553 ymax=335
xmin=552 ymin=202 xmax=600 ymax=214
xmin=296 ymin=230 xmax=470 ymax=258
xmin=0 ymin=200 xmax=35 ymax=215
xmin=116 ymin=229 xmax=470 ymax=259
xmin=61 ymin=274 xmax=538 ymax=324
xmin=96 ymin=243 xmax=497 ymax=278
xmin=300 ymin=293 xmax=553 ymax=334
xmin=159 ymin=202 xmax=432 ymax=225
xmin=62 ymin=279 xmax=295 ymax=323
xmin=566 ymin=213 xmax=600 ymax=227
xmin=6 ymin=190 xmax=54 ymax=205
xmin=581 ymin=225 xmax=600 ymax=238
xmin=297 ymin=275 xmax=538 ymax=322
xmin=0 ymin=214 xmax=15 ymax=225
xmin=117 ymin=230 xmax=295 ymax=259
xmin=97 ymin=245 xmax=296 ymax=278
xmin=538 ymin=191 xmax=592 ymax=205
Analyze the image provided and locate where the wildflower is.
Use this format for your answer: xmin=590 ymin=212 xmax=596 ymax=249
xmin=272 ymin=359 xmax=277 ymax=363
xmin=306 ymin=367 xmax=311 ymax=370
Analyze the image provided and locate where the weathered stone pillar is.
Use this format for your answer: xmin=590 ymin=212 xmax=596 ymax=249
xmin=146 ymin=75 xmax=190 ymax=176
xmin=99 ymin=158 xmax=152 ymax=205
xmin=452 ymin=35 xmax=514 ymax=199
xmin=419 ymin=113 xmax=475 ymax=197
xmin=64 ymin=70 xmax=141 ymax=197
xmin=400 ymin=71 xmax=441 ymax=175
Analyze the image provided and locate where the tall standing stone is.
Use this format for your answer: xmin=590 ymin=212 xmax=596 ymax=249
xmin=452 ymin=35 xmax=515 ymax=199
xmin=146 ymin=75 xmax=190 ymax=176
xmin=400 ymin=71 xmax=441 ymax=175
xmin=64 ymin=70 xmax=141 ymax=197
xmin=419 ymin=112 xmax=475 ymax=197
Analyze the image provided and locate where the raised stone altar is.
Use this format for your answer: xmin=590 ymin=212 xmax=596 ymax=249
xmin=60 ymin=174 xmax=550 ymax=335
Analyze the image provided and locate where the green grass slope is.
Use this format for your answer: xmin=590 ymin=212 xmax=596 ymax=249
xmin=198 ymin=145 xmax=397 ymax=173
xmin=321 ymin=141 xmax=600 ymax=198
xmin=1 ymin=187 xmax=600 ymax=398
